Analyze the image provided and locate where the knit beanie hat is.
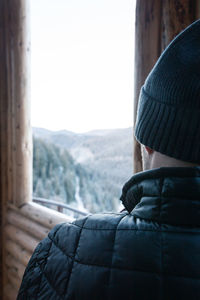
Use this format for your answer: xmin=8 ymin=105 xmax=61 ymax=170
xmin=135 ymin=19 xmax=200 ymax=163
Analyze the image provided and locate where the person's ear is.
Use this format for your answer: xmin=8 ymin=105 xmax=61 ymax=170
xmin=145 ymin=146 xmax=154 ymax=155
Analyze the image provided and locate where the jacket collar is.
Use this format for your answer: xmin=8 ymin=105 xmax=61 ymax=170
xmin=120 ymin=167 xmax=200 ymax=226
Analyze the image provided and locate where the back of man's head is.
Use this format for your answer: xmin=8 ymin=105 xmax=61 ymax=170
xmin=135 ymin=20 xmax=200 ymax=170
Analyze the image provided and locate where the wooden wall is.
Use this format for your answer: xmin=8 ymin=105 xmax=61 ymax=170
xmin=0 ymin=1 xmax=8 ymax=298
xmin=0 ymin=1 xmax=71 ymax=299
xmin=4 ymin=203 xmax=71 ymax=299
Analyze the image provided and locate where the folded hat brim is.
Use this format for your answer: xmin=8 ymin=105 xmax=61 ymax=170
xmin=135 ymin=87 xmax=200 ymax=163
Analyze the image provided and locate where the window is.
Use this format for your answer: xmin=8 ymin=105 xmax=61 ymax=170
xmin=31 ymin=0 xmax=136 ymax=216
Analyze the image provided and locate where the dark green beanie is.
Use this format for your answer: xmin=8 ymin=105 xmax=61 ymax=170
xmin=135 ymin=19 xmax=200 ymax=163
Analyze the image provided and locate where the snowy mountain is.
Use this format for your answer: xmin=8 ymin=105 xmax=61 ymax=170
xmin=32 ymin=127 xmax=133 ymax=213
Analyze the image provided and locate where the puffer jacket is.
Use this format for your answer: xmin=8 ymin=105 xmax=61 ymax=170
xmin=17 ymin=167 xmax=200 ymax=300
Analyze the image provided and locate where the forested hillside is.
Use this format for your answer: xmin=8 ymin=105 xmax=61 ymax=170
xmin=33 ymin=128 xmax=133 ymax=213
xmin=33 ymin=137 xmax=77 ymax=204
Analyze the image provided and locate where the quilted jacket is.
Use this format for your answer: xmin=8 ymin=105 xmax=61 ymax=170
xmin=17 ymin=167 xmax=200 ymax=300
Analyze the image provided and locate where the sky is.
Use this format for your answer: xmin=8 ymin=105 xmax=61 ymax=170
xmin=31 ymin=0 xmax=136 ymax=133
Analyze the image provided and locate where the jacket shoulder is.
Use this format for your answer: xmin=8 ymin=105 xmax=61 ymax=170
xmin=17 ymin=212 xmax=132 ymax=299
xmin=17 ymin=212 xmax=147 ymax=300
xmin=73 ymin=211 xmax=129 ymax=229
xmin=17 ymin=220 xmax=83 ymax=299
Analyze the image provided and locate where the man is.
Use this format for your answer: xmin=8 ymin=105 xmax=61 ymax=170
xmin=18 ymin=20 xmax=200 ymax=300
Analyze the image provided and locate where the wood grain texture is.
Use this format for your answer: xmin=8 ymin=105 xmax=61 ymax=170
xmin=19 ymin=202 xmax=73 ymax=229
xmin=5 ymin=224 xmax=38 ymax=254
xmin=4 ymin=283 xmax=18 ymax=300
xmin=3 ymin=0 xmax=31 ymax=207
xmin=0 ymin=1 xmax=30 ymax=296
xmin=161 ymin=0 xmax=197 ymax=50
xmin=5 ymin=239 xmax=31 ymax=267
xmin=7 ymin=209 xmax=49 ymax=240
xmin=196 ymin=0 xmax=200 ymax=18
xmin=134 ymin=0 xmax=161 ymax=173
xmin=6 ymin=272 xmax=21 ymax=294
xmin=0 ymin=0 xmax=8 ymax=297
xmin=4 ymin=204 xmax=72 ymax=298
xmin=5 ymin=253 xmax=25 ymax=282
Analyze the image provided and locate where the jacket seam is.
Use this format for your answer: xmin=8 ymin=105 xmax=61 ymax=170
xmin=63 ymin=216 xmax=89 ymax=296
xmin=107 ymin=215 xmax=127 ymax=289
xmin=122 ymin=171 xmax=200 ymax=197
xmin=36 ymin=224 xmax=63 ymax=299
xmin=36 ymin=261 xmax=64 ymax=299
xmin=43 ymin=238 xmax=200 ymax=280
xmin=36 ymin=244 xmax=51 ymax=299
xmin=69 ymin=223 xmax=200 ymax=234
xmin=160 ymin=178 xmax=164 ymax=300
xmin=48 ymin=232 xmax=200 ymax=280
xmin=17 ymin=242 xmax=42 ymax=299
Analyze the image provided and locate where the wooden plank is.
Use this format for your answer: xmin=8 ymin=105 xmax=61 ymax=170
xmin=18 ymin=202 xmax=73 ymax=229
xmin=134 ymin=0 xmax=162 ymax=173
xmin=5 ymin=253 xmax=25 ymax=281
xmin=5 ymin=239 xmax=31 ymax=267
xmin=7 ymin=272 xmax=21 ymax=295
xmin=4 ymin=283 xmax=18 ymax=300
xmin=0 ymin=0 xmax=32 ymax=292
xmin=1 ymin=0 xmax=31 ymax=294
xmin=161 ymin=0 xmax=197 ymax=50
xmin=5 ymin=224 xmax=38 ymax=253
xmin=0 ymin=0 xmax=8 ymax=296
xmin=196 ymin=0 xmax=200 ymax=18
xmin=7 ymin=209 xmax=49 ymax=240
xmin=3 ymin=0 xmax=31 ymax=207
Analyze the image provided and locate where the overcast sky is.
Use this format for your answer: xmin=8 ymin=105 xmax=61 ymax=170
xmin=31 ymin=0 xmax=136 ymax=133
